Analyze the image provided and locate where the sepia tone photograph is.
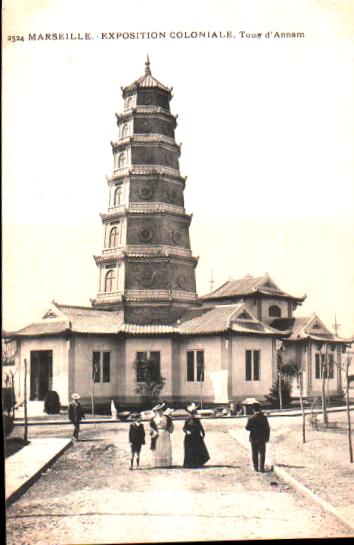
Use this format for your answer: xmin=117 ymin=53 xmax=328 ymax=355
xmin=2 ymin=0 xmax=354 ymax=543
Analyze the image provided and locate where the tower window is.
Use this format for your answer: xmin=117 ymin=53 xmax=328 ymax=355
xmin=118 ymin=153 xmax=126 ymax=169
xmin=114 ymin=186 xmax=123 ymax=206
xmin=109 ymin=225 xmax=120 ymax=247
xmin=105 ymin=270 xmax=116 ymax=292
xmin=269 ymin=305 xmax=281 ymax=318
xmin=122 ymin=124 xmax=129 ymax=138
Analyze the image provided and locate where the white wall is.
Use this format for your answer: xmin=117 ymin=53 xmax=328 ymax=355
xmin=72 ymin=335 xmax=124 ymax=404
xmin=177 ymin=336 xmax=223 ymax=402
xmin=231 ymin=336 xmax=274 ymax=400
xmin=14 ymin=337 xmax=69 ymax=404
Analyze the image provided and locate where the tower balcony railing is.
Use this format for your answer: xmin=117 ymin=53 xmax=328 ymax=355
xmin=124 ymin=244 xmax=193 ymax=258
xmin=105 ymin=203 xmax=186 ymax=217
xmin=124 ymin=289 xmax=198 ymax=302
xmin=95 ymin=291 xmax=124 ymax=303
xmin=112 ymin=134 xmax=177 ymax=149
xmin=127 ymin=202 xmax=186 ymax=215
xmin=102 ymin=247 xmax=124 ymax=256
xmin=108 ymin=165 xmax=183 ymax=182
xmin=105 ymin=204 xmax=126 ymax=215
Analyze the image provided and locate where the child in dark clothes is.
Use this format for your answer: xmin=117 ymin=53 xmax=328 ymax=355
xmin=128 ymin=413 xmax=145 ymax=469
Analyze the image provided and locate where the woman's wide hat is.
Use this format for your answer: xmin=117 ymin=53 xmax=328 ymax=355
xmin=71 ymin=393 xmax=80 ymax=400
xmin=186 ymin=402 xmax=198 ymax=413
xmin=152 ymin=402 xmax=166 ymax=412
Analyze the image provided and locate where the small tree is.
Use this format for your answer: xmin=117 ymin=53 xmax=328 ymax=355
xmin=266 ymin=363 xmax=297 ymax=408
xmin=345 ymin=355 xmax=353 ymax=463
xmin=44 ymin=391 xmax=61 ymax=414
xmin=134 ymin=355 xmax=165 ymax=407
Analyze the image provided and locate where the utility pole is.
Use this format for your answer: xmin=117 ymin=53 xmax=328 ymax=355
xmin=24 ymin=358 xmax=28 ymax=442
xmin=209 ymin=270 xmax=214 ymax=293
xmin=332 ymin=315 xmax=341 ymax=336
xmin=345 ymin=355 xmax=353 ymax=463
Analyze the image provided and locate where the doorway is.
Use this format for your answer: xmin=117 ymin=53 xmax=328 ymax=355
xmin=30 ymin=350 xmax=53 ymax=400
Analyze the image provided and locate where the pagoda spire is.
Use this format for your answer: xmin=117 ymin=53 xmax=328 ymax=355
xmin=145 ymin=55 xmax=151 ymax=75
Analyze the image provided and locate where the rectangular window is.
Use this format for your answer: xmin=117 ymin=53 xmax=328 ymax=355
xmin=196 ymin=351 xmax=205 ymax=382
xmin=253 ymin=350 xmax=260 ymax=381
xmin=149 ymin=351 xmax=161 ymax=381
xmin=328 ymin=354 xmax=334 ymax=379
xmin=136 ymin=351 xmax=147 ymax=382
xmin=245 ymin=350 xmax=260 ymax=381
xmin=245 ymin=350 xmax=252 ymax=381
xmin=103 ymin=352 xmax=110 ymax=383
xmin=315 ymin=353 xmax=326 ymax=379
xmin=323 ymin=354 xmax=334 ymax=379
xmin=136 ymin=351 xmax=160 ymax=383
xmin=92 ymin=351 xmax=101 ymax=383
xmin=186 ymin=350 xmax=205 ymax=382
xmin=187 ymin=351 xmax=195 ymax=382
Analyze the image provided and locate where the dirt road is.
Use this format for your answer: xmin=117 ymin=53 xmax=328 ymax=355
xmin=6 ymin=419 xmax=351 ymax=543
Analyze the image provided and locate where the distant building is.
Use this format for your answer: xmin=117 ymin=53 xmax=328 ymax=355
xmin=5 ymin=60 xmax=351 ymax=409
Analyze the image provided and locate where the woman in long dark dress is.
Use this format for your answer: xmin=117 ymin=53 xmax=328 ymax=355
xmin=183 ymin=403 xmax=210 ymax=468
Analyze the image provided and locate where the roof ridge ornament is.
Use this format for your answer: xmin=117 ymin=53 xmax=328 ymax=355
xmin=145 ymin=54 xmax=151 ymax=75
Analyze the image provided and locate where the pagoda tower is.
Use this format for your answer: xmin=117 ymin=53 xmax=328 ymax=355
xmin=92 ymin=58 xmax=199 ymax=324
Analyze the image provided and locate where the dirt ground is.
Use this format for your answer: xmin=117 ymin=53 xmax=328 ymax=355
xmin=5 ymin=416 xmax=353 ymax=544
xmin=264 ymin=411 xmax=354 ymax=521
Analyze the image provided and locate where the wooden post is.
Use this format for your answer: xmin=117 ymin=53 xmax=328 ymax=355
xmin=345 ymin=357 xmax=353 ymax=463
xmin=200 ymin=369 xmax=204 ymax=409
xmin=10 ymin=371 xmax=15 ymax=419
xmin=299 ymin=364 xmax=306 ymax=443
xmin=24 ymin=358 xmax=28 ymax=442
xmin=320 ymin=345 xmax=328 ymax=427
xmin=91 ymin=380 xmax=95 ymax=417
xmin=278 ymin=371 xmax=283 ymax=410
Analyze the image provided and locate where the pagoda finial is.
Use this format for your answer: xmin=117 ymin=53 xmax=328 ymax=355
xmin=145 ymin=55 xmax=151 ymax=75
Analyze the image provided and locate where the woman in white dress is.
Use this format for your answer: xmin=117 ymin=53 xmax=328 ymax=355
xmin=150 ymin=403 xmax=174 ymax=467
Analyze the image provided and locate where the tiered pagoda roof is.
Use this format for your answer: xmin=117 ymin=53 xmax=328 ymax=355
xmin=201 ymin=274 xmax=306 ymax=304
xmin=121 ymin=56 xmax=172 ymax=95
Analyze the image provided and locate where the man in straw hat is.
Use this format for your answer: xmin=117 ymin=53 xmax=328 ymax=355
xmin=68 ymin=393 xmax=85 ymax=441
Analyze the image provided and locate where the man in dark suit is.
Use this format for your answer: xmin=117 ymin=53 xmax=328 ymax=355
xmin=245 ymin=402 xmax=270 ymax=472
xmin=68 ymin=393 xmax=85 ymax=441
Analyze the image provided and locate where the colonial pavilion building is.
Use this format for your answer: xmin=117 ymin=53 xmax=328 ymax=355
xmin=5 ymin=60 xmax=350 ymax=410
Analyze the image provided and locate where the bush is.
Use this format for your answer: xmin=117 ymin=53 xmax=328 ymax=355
xmin=44 ymin=391 xmax=61 ymax=414
xmin=265 ymin=377 xmax=292 ymax=408
xmin=4 ymin=414 xmax=14 ymax=437
xmin=2 ymin=387 xmax=16 ymax=416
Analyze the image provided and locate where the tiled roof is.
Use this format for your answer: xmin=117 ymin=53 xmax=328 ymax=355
xmin=201 ymin=275 xmax=305 ymax=303
xmin=120 ymin=324 xmax=176 ymax=334
xmin=10 ymin=301 xmax=281 ymax=338
xmin=270 ymin=316 xmax=346 ymax=342
xmin=176 ymin=304 xmax=279 ymax=335
xmin=13 ymin=321 xmax=69 ymax=336
xmin=56 ymin=304 xmax=124 ymax=334
xmin=122 ymin=62 xmax=172 ymax=94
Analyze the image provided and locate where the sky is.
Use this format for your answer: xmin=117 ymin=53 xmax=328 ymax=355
xmin=3 ymin=0 xmax=354 ymax=337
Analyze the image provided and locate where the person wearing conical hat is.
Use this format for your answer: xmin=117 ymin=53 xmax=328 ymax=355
xmin=183 ymin=402 xmax=210 ymax=468
xmin=150 ymin=402 xmax=174 ymax=467
xmin=68 ymin=393 xmax=85 ymax=441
